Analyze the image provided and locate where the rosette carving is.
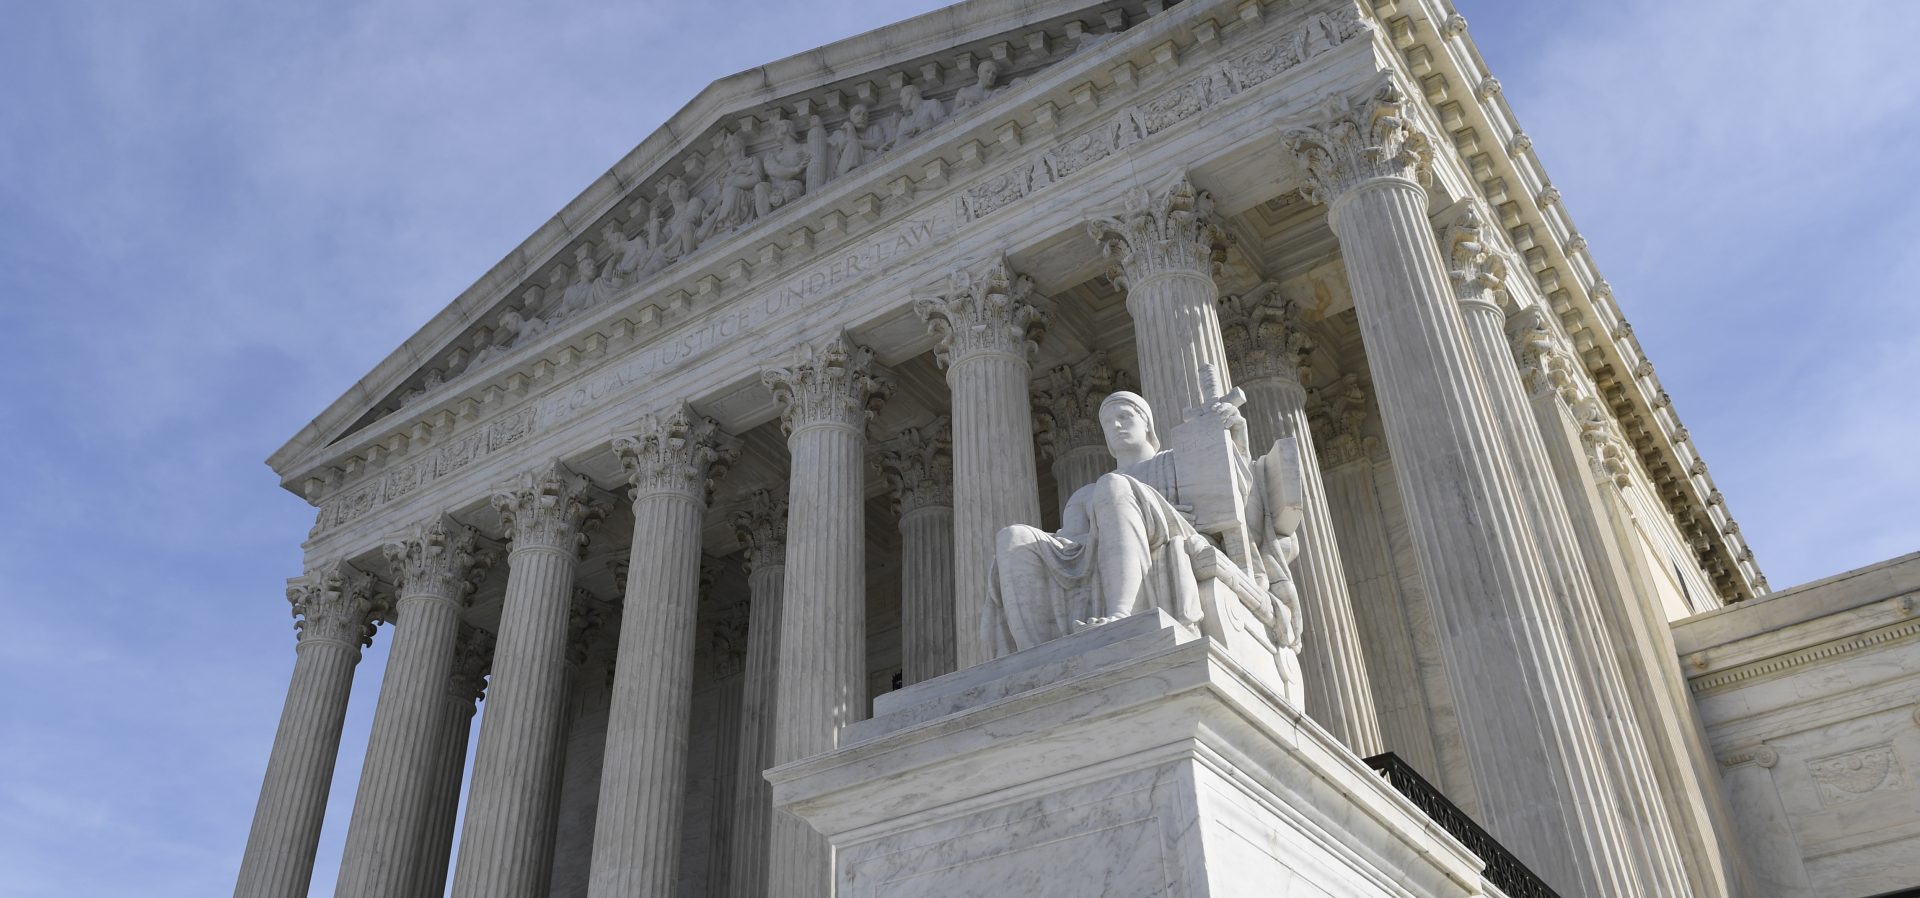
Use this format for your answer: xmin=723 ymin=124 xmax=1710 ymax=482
xmin=730 ymin=489 xmax=789 ymax=574
xmin=1087 ymin=173 xmax=1227 ymax=289
xmin=1284 ymin=79 xmax=1434 ymax=205
xmin=761 ymin=333 xmax=892 ymax=435
xmin=1219 ymin=285 xmax=1312 ymax=385
xmin=288 ymin=560 xmax=384 ymax=648
xmin=873 ymin=418 xmax=954 ymax=516
xmin=914 ymin=255 xmax=1049 ymax=366
xmin=611 ymin=403 xmax=739 ymax=504
xmin=382 ymin=513 xmax=493 ymax=602
xmin=490 ymin=459 xmax=608 ymax=556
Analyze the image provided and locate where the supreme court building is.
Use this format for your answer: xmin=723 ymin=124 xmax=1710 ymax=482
xmin=233 ymin=1 xmax=1920 ymax=896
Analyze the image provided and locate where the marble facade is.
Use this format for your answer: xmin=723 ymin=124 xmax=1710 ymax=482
xmin=234 ymin=0 xmax=1915 ymax=896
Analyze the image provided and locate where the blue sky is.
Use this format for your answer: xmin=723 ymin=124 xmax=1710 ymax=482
xmin=0 ymin=1 xmax=1913 ymax=895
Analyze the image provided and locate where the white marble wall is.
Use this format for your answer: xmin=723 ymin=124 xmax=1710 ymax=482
xmin=1676 ymin=552 xmax=1920 ymax=898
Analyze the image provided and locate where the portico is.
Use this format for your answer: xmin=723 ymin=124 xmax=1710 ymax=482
xmin=238 ymin=1 xmax=1766 ymax=896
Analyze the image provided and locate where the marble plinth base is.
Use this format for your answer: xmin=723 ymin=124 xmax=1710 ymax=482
xmin=769 ymin=611 xmax=1494 ymax=897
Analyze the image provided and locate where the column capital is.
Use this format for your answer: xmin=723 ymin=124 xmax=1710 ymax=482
xmin=449 ymin=624 xmax=496 ymax=705
xmin=1087 ymin=172 xmax=1227 ymax=290
xmin=1574 ymin=397 xmax=1636 ymax=489
xmin=1442 ymin=204 xmax=1510 ymax=313
xmin=287 ymin=560 xmax=385 ymax=648
xmin=762 ymin=333 xmax=892 ymax=435
xmin=1031 ymin=351 xmax=1131 ymax=464
xmin=731 ymin=489 xmax=789 ymax=574
xmin=565 ymin=590 xmax=609 ymax=670
xmin=490 ymin=459 xmax=608 ymax=556
xmin=706 ymin=589 xmax=751 ymax=680
xmin=914 ymin=255 xmax=1049 ymax=367
xmin=873 ymin=417 xmax=953 ymax=516
xmin=1308 ymin=375 xmax=1379 ymax=467
xmin=382 ymin=513 xmax=494 ymax=603
xmin=1283 ymin=79 xmax=1434 ymax=207
xmin=612 ymin=403 xmax=740 ymax=504
xmin=1219 ymin=285 xmax=1313 ymax=386
xmin=1506 ymin=304 xmax=1583 ymax=405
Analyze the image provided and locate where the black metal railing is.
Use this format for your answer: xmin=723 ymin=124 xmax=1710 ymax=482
xmin=1364 ymin=752 xmax=1563 ymax=898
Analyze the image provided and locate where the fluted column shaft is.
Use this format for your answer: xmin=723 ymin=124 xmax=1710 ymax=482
xmin=1090 ymin=175 xmax=1231 ymax=429
xmin=727 ymin=494 xmax=786 ymax=898
xmin=762 ymin=337 xmax=889 ymax=898
xmin=234 ymin=564 xmax=378 ymax=898
xmin=453 ymin=462 xmax=602 ymax=898
xmin=410 ymin=627 xmax=491 ymax=898
xmin=1034 ymin=353 xmax=1127 ymax=516
xmin=899 ymin=504 xmax=957 ymax=685
xmin=1513 ymin=311 xmax=1742 ymax=897
xmin=1286 ymin=82 xmax=1643 ymax=897
xmin=336 ymin=518 xmax=487 ymax=898
xmin=587 ymin=410 xmax=736 ymax=898
xmin=1238 ymin=374 xmax=1382 ymax=754
xmin=917 ymin=258 xmax=1045 ymax=669
xmin=1051 ymin=445 xmax=1111 ymax=511
xmin=1449 ymin=222 xmax=1690 ymax=896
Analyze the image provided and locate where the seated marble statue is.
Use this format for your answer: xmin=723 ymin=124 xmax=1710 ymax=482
xmin=985 ymin=384 xmax=1307 ymax=701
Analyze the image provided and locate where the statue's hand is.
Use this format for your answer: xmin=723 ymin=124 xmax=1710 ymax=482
xmin=1205 ymin=400 xmax=1245 ymax=432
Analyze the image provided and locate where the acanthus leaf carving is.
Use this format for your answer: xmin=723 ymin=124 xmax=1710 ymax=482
xmin=449 ymin=623 xmax=496 ymax=705
xmin=1310 ymin=374 xmax=1376 ymax=468
xmin=1087 ymin=172 xmax=1227 ymax=289
xmin=914 ymin=254 xmax=1049 ymax=367
xmin=287 ymin=560 xmax=385 ymax=648
xmin=382 ymin=512 xmax=494 ymax=603
xmin=490 ymin=459 xmax=608 ymax=557
xmin=1284 ymin=78 xmax=1434 ymax=206
xmin=1219 ymin=284 xmax=1312 ymax=385
xmin=611 ymin=403 xmax=740 ymax=504
xmin=761 ymin=333 xmax=892 ymax=435
xmin=1444 ymin=203 xmax=1509 ymax=309
xmin=731 ymin=489 xmax=789 ymax=574
xmin=1032 ymin=351 xmax=1132 ymax=464
xmin=873 ymin=417 xmax=954 ymax=516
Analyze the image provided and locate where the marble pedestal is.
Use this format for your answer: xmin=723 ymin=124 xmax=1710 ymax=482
xmin=769 ymin=611 xmax=1494 ymax=898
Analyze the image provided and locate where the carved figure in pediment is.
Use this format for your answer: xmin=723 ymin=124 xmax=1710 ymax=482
xmin=602 ymin=221 xmax=664 ymax=281
xmin=555 ymin=247 xmax=616 ymax=320
xmin=706 ymin=130 xmax=772 ymax=236
xmin=893 ymin=82 xmax=947 ymax=142
xmin=803 ymin=115 xmax=831 ymax=193
xmin=661 ymin=176 xmax=707 ymax=260
xmin=951 ymin=60 xmax=1001 ymax=111
xmin=761 ymin=116 xmax=809 ymax=206
xmin=831 ymin=104 xmax=891 ymax=178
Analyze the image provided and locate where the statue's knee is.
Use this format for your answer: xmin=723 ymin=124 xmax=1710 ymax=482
xmin=997 ymin=524 xmax=1041 ymax=553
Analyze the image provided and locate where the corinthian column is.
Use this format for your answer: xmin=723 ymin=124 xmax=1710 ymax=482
xmin=727 ymin=491 xmax=787 ymax=898
xmin=875 ymin=419 xmax=956 ymax=685
xmin=1032 ymin=352 xmax=1126 ymax=512
xmin=1283 ymin=79 xmax=1643 ymax=897
xmin=1446 ymin=209 xmax=1692 ymax=895
xmin=1510 ymin=308 xmax=1742 ymax=898
xmin=452 ymin=461 xmax=606 ymax=898
xmin=1219 ymin=290 xmax=1382 ymax=756
xmin=587 ymin=407 xmax=738 ymax=898
xmin=234 ymin=562 xmax=382 ymax=898
xmin=1088 ymin=173 xmax=1231 ymax=428
xmin=411 ymin=625 xmax=493 ymax=898
xmin=915 ymin=256 xmax=1046 ymax=669
xmin=336 ymin=515 xmax=491 ymax=898
xmin=760 ymin=335 xmax=890 ymax=898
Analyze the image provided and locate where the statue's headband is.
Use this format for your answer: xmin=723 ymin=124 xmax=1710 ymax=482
xmin=1099 ymin=390 xmax=1154 ymax=424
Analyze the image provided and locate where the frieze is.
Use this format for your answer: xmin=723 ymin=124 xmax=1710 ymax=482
xmin=956 ymin=6 xmax=1372 ymax=225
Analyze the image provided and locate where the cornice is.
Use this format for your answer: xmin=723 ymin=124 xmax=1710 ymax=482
xmin=1376 ymin=0 xmax=1766 ymax=602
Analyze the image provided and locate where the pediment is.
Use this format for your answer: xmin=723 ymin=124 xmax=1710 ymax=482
xmin=269 ymin=0 xmax=1172 ymax=489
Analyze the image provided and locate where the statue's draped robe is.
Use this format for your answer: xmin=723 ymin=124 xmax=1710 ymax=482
xmin=986 ymin=450 xmax=1209 ymax=657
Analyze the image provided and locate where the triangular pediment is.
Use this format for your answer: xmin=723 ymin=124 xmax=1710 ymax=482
xmin=269 ymin=0 xmax=1166 ymax=490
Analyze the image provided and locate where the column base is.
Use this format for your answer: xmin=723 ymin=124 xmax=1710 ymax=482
xmin=769 ymin=611 xmax=1493 ymax=897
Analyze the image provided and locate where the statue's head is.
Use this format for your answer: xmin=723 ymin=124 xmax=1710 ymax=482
xmin=1099 ymin=391 xmax=1159 ymax=458
xmin=978 ymin=60 xmax=998 ymax=86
